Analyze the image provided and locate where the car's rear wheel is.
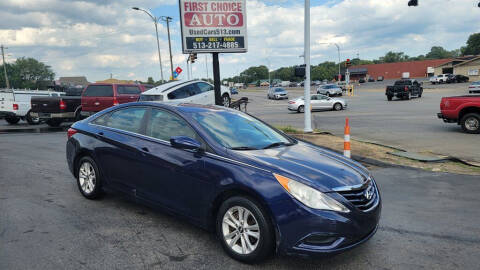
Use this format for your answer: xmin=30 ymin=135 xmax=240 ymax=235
xmin=405 ymin=92 xmax=411 ymax=100
xmin=46 ymin=119 xmax=62 ymax=127
xmin=298 ymin=105 xmax=304 ymax=113
xmin=222 ymin=94 xmax=231 ymax=107
xmin=77 ymin=156 xmax=104 ymax=199
xmin=387 ymin=95 xmax=393 ymax=101
xmin=26 ymin=110 xmax=40 ymax=125
xmin=5 ymin=116 xmax=20 ymax=124
xmin=216 ymin=196 xmax=274 ymax=264
xmin=460 ymin=113 xmax=480 ymax=134
xmin=333 ymin=103 xmax=343 ymax=111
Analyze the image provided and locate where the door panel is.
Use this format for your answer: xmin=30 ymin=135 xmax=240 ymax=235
xmin=117 ymin=85 xmax=142 ymax=104
xmin=81 ymin=85 xmax=114 ymax=112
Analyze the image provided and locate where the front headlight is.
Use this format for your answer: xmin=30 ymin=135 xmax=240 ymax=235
xmin=274 ymin=174 xmax=350 ymax=213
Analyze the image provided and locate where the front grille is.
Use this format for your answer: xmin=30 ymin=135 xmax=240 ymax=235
xmin=336 ymin=180 xmax=377 ymax=212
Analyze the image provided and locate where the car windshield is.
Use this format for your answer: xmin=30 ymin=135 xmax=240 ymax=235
xmin=472 ymin=82 xmax=480 ymax=85
xmin=275 ymin=88 xmax=285 ymax=92
xmin=191 ymin=111 xmax=293 ymax=150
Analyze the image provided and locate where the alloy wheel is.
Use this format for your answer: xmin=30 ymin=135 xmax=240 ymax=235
xmin=465 ymin=117 xmax=479 ymax=131
xmin=222 ymin=206 xmax=260 ymax=255
xmin=79 ymin=162 xmax=96 ymax=194
xmin=223 ymin=95 xmax=230 ymax=107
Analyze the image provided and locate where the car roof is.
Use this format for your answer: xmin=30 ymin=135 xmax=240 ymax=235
xmin=141 ymin=80 xmax=204 ymax=95
xmin=110 ymin=101 xmax=237 ymax=115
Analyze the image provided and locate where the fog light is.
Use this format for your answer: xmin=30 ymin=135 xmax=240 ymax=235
xmin=302 ymin=235 xmax=338 ymax=246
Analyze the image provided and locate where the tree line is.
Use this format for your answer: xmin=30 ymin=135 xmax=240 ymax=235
xmin=0 ymin=57 xmax=55 ymax=89
xmin=226 ymin=33 xmax=480 ymax=84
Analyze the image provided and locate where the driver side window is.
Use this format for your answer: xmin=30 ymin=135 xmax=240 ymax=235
xmin=146 ymin=109 xmax=198 ymax=142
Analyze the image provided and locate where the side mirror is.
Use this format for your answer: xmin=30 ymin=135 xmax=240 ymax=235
xmin=170 ymin=136 xmax=202 ymax=151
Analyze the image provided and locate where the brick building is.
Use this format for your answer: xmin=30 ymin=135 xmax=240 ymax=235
xmin=348 ymin=59 xmax=452 ymax=80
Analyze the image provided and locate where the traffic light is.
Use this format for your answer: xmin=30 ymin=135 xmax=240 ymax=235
xmin=189 ymin=53 xmax=197 ymax=63
xmin=408 ymin=0 xmax=418 ymax=6
xmin=345 ymin=59 xmax=352 ymax=68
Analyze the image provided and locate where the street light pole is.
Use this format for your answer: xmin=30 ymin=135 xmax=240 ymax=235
xmin=132 ymin=7 xmax=164 ymax=82
xmin=304 ymin=0 xmax=313 ymax=133
xmin=160 ymin=16 xmax=174 ymax=80
xmin=334 ymin=43 xmax=341 ymax=81
xmin=1 ymin=45 xmax=10 ymax=89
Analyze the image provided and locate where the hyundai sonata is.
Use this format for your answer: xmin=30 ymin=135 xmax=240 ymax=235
xmin=66 ymin=102 xmax=381 ymax=263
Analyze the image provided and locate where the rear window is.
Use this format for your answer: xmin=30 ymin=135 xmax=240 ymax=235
xmin=167 ymin=84 xmax=200 ymax=100
xmin=118 ymin=85 xmax=141 ymax=95
xmin=394 ymin=80 xmax=412 ymax=86
xmin=139 ymin=95 xmax=163 ymax=102
xmin=83 ymin=85 xmax=113 ymax=97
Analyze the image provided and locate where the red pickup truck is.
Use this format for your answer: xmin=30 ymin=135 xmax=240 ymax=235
xmin=80 ymin=83 xmax=147 ymax=118
xmin=437 ymin=95 xmax=480 ymax=134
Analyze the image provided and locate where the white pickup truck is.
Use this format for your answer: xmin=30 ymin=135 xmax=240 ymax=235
xmin=430 ymin=74 xmax=449 ymax=84
xmin=0 ymin=89 xmax=63 ymax=125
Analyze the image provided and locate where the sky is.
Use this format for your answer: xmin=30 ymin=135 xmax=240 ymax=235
xmin=0 ymin=0 xmax=479 ymax=82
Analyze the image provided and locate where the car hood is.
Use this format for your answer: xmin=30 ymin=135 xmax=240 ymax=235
xmin=227 ymin=141 xmax=370 ymax=192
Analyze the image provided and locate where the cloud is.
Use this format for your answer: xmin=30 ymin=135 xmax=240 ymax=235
xmin=0 ymin=0 xmax=479 ymax=82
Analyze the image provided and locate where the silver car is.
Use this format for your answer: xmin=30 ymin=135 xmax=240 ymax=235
xmin=317 ymin=84 xmax=343 ymax=96
xmin=288 ymin=94 xmax=347 ymax=113
xmin=469 ymin=81 xmax=480 ymax=94
xmin=267 ymin=87 xmax=289 ymax=100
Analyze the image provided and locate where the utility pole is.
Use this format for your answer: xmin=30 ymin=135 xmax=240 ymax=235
xmin=132 ymin=7 xmax=164 ymax=82
xmin=1 ymin=45 xmax=10 ymax=89
xmin=161 ymin=16 xmax=174 ymax=80
xmin=334 ymin=43 xmax=341 ymax=81
xmin=304 ymin=0 xmax=313 ymax=132
xmin=205 ymin=54 xmax=209 ymax=79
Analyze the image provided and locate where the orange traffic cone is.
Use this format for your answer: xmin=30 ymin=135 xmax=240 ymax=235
xmin=344 ymin=118 xmax=351 ymax=158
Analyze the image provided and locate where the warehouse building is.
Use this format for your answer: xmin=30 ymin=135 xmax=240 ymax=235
xmin=433 ymin=56 xmax=478 ymax=75
xmin=348 ymin=59 xmax=452 ymax=80
xmin=452 ymin=56 xmax=480 ymax=81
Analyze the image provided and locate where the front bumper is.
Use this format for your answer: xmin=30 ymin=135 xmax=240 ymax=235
xmin=288 ymin=104 xmax=300 ymax=111
xmin=30 ymin=112 xmax=75 ymax=120
xmin=274 ymin=192 xmax=381 ymax=257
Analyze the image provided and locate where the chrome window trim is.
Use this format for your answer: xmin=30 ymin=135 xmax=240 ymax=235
xmin=332 ymin=177 xmax=372 ymax=192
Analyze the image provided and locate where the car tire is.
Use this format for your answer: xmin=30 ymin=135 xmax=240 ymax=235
xmin=405 ymin=92 xmax=411 ymax=100
xmin=74 ymin=107 xmax=83 ymax=121
xmin=216 ymin=196 xmax=274 ymax=264
xmin=5 ymin=116 xmax=20 ymax=124
xmin=76 ymin=156 xmax=104 ymax=199
xmin=460 ymin=113 xmax=480 ymax=134
xmin=298 ymin=105 xmax=305 ymax=113
xmin=387 ymin=95 xmax=393 ymax=101
xmin=326 ymin=92 xmax=331 ymax=97
xmin=222 ymin=94 xmax=231 ymax=107
xmin=46 ymin=119 xmax=62 ymax=127
xmin=431 ymin=82 xmax=436 ymax=85
xmin=418 ymin=92 xmax=422 ymax=98
xmin=333 ymin=103 xmax=343 ymax=111
xmin=25 ymin=110 xmax=40 ymax=125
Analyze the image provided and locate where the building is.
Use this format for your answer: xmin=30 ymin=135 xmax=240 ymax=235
xmin=58 ymin=76 xmax=89 ymax=87
xmin=348 ymin=59 xmax=452 ymax=80
xmin=96 ymin=78 xmax=136 ymax=84
xmin=451 ymin=56 xmax=480 ymax=81
xmin=433 ymin=56 xmax=478 ymax=75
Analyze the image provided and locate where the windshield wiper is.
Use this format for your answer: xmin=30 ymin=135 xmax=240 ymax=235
xmin=230 ymin=146 xmax=259 ymax=151
xmin=263 ymin=142 xmax=293 ymax=149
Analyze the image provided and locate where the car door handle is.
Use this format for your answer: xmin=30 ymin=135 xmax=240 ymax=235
xmin=140 ymin=147 xmax=150 ymax=153
xmin=97 ymin=132 xmax=104 ymax=136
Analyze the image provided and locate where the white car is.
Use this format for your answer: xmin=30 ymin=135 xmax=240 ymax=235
xmin=469 ymin=81 xmax=480 ymax=94
xmin=288 ymin=94 xmax=347 ymax=113
xmin=139 ymin=80 xmax=231 ymax=107
xmin=430 ymin=74 xmax=449 ymax=84
xmin=0 ymin=89 xmax=64 ymax=125
xmin=317 ymin=84 xmax=343 ymax=96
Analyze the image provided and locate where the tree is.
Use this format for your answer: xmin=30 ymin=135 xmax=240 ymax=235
xmin=0 ymin=57 xmax=55 ymax=89
xmin=379 ymin=51 xmax=410 ymax=63
xmin=147 ymin=77 xmax=155 ymax=85
xmin=426 ymin=46 xmax=451 ymax=59
xmin=461 ymin=33 xmax=480 ymax=56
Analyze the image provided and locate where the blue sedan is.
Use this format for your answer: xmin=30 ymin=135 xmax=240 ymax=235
xmin=66 ymin=102 xmax=381 ymax=263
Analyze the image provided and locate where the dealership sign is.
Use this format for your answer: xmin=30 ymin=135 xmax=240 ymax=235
xmin=179 ymin=0 xmax=248 ymax=53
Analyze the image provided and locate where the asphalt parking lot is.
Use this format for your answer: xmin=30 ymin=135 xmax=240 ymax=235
xmin=1 ymin=132 xmax=480 ymax=269
xmin=243 ymin=81 xmax=480 ymax=163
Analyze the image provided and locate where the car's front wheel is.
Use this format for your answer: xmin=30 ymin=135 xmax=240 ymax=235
xmin=298 ymin=105 xmax=305 ymax=113
xmin=77 ymin=156 xmax=104 ymax=199
xmin=26 ymin=110 xmax=40 ymax=125
xmin=460 ymin=113 xmax=480 ymax=134
xmin=216 ymin=196 xmax=274 ymax=264
xmin=333 ymin=103 xmax=343 ymax=111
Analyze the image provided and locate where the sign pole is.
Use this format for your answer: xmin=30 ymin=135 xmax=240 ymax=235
xmin=212 ymin=53 xmax=222 ymax=106
xmin=304 ymin=0 xmax=313 ymax=133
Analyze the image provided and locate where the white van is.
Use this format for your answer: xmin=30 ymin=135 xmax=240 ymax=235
xmin=138 ymin=80 xmax=231 ymax=107
xmin=0 ymin=89 xmax=63 ymax=125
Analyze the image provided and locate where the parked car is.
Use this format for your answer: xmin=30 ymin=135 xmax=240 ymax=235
xmin=447 ymin=74 xmax=470 ymax=84
xmin=430 ymin=74 xmax=449 ymax=84
xmin=377 ymin=76 xmax=384 ymax=81
xmin=0 ymin=89 xmax=63 ymax=125
xmin=438 ymin=95 xmax=480 ymax=133
xmin=385 ymin=79 xmax=423 ymax=101
xmin=288 ymin=94 xmax=347 ymax=113
xmin=80 ymin=83 xmax=147 ymax=118
xmin=336 ymin=82 xmax=347 ymax=91
xmin=317 ymin=84 xmax=342 ymax=96
xmin=230 ymin=87 xmax=239 ymax=95
xmin=289 ymin=82 xmax=298 ymax=87
xmin=30 ymin=88 xmax=82 ymax=127
xmin=267 ymin=87 xmax=289 ymax=100
xmin=139 ymin=80 xmax=231 ymax=107
xmin=368 ymin=78 xmax=375 ymax=82
xmin=359 ymin=78 xmax=366 ymax=83
xmin=468 ymin=81 xmax=480 ymax=94
xmin=66 ymin=102 xmax=381 ymax=263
